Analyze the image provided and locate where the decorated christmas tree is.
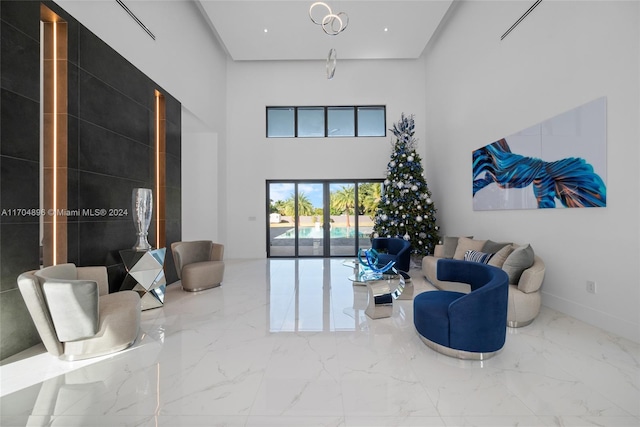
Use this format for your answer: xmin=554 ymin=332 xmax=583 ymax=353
xmin=372 ymin=114 xmax=440 ymax=257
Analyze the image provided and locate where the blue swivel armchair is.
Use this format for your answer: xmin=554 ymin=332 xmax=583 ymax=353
xmin=413 ymin=259 xmax=509 ymax=359
xmin=371 ymin=237 xmax=411 ymax=275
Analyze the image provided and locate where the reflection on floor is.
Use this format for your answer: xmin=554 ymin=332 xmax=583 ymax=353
xmin=1 ymin=258 xmax=639 ymax=426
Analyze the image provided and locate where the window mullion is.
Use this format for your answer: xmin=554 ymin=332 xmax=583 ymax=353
xmin=324 ymin=107 xmax=328 ymax=137
xmin=354 ymin=106 xmax=359 ymax=137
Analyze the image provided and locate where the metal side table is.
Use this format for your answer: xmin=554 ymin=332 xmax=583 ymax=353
xmin=347 ymin=269 xmax=405 ymax=319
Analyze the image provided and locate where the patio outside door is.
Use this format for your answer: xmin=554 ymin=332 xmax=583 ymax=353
xmin=329 ymin=182 xmax=359 ymax=256
xmin=297 ymin=182 xmax=324 ymax=256
xmin=267 ymin=180 xmax=381 ymax=258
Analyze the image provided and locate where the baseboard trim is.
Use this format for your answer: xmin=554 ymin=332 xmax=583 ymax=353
xmin=542 ymin=291 xmax=639 ymax=343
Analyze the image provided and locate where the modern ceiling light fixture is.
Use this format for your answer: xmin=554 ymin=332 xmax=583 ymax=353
xmin=326 ymin=48 xmax=337 ymax=80
xmin=309 ymin=2 xmax=349 ymax=36
xmin=309 ymin=2 xmax=348 ymax=79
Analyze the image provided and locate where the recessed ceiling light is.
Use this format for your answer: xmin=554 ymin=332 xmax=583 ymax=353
xmin=264 ymin=28 xmax=268 ymax=33
xmin=384 ymin=28 xmax=389 ymax=32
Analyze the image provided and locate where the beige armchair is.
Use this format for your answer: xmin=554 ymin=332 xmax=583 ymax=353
xmin=17 ymin=263 xmax=140 ymax=361
xmin=171 ymin=241 xmax=225 ymax=292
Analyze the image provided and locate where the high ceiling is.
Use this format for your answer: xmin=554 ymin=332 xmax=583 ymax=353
xmin=196 ymin=0 xmax=455 ymax=61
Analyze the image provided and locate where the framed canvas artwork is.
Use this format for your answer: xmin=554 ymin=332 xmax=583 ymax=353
xmin=472 ymin=97 xmax=607 ymax=210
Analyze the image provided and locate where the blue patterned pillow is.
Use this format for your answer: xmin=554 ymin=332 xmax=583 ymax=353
xmin=464 ymin=249 xmax=494 ymax=264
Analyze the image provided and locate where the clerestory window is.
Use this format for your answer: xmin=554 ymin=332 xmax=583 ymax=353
xmin=266 ymin=105 xmax=386 ymax=138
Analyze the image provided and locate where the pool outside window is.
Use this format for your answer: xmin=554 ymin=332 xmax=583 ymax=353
xmin=267 ymin=180 xmax=383 ymax=257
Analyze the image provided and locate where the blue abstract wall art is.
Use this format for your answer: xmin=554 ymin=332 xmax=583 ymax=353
xmin=472 ymin=97 xmax=607 ymax=210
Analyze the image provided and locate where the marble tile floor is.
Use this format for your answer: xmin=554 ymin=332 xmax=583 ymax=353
xmin=1 ymin=258 xmax=638 ymax=427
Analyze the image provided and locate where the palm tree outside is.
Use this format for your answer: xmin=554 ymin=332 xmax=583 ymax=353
xmin=358 ymin=182 xmax=381 ymax=218
xmin=296 ymin=192 xmax=315 ymax=216
xmin=280 ymin=192 xmax=315 ymax=217
xmin=331 ymin=185 xmax=356 ymax=228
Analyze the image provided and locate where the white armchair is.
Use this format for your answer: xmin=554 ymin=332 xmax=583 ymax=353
xmin=171 ymin=241 xmax=225 ymax=292
xmin=17 ymin=263 xmax=140 ymax=361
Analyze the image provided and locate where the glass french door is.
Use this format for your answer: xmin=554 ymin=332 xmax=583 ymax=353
xmin=297 ymin=182 xmax=324 ymax=256
xmin=267 ymin=180 xmax=381 ymax=258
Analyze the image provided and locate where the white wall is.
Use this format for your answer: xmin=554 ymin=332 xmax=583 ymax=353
xmin=181 ymin=108 xmax=220 ymax=242
xmin=224 ymin=59 xmax=427 ymax=258
xmin=54 ymin=0 xmax=228 ymax=242
xmin=423 ymin=0 xmax=639 ymax=342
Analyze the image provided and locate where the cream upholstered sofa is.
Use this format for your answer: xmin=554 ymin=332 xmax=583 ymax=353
xmin=17 ymin=263 xmax=140 ymax=360
xmin=422 ymin=237 xmax=545 ymax=327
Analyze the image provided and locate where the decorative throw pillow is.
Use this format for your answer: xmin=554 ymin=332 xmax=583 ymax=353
xmin=42 ymin=279 xmax=99 ymax=342
xmin=441 ymin=236 xmax=474 ymax=258
xmin=442 ymin=236 xmax=460 ymax=258
xmin=487 ymin=244 xmax=514 ymax=268
xmin=502 ymin=244 xmax=535 ymax=284
xmin=453 ymin=237 xmax=487 ymax=260
xmin=464 ymin=249 xmax=494 ymax=264
xmin=483 ymin=240 xmax=512 ymax=254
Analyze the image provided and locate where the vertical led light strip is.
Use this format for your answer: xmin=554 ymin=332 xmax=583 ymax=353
xmin=41 ymin=5 xmax=67 ymax=267
xmin=155 ymin=92 xmax=160 ymax=249
xmin=154 ymin=90 xmax=166 ymax=249
xmin=52 ymin=21 xmax=58 ymax=265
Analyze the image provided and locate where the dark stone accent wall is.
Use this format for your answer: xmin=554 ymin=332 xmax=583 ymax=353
xmin=0 ymin=0 xmax=44 ymax=360
xmin=164 ymin=95 xmax=181 ymax=285
xmin=0 ymin=0 xmax=181 ymax=360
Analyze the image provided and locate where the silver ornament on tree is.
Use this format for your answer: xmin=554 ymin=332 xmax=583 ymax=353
xmin=132 ymin=188 xmax=153 ymax=251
